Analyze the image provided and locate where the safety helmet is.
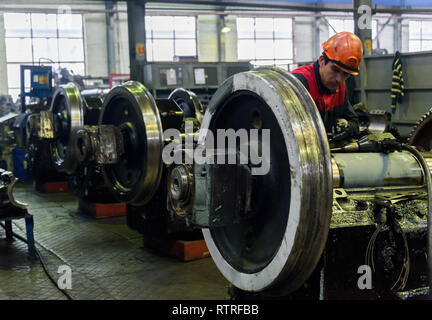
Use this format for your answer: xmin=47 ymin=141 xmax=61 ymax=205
xmin=322 ymin=32 xmax=363 ymax=75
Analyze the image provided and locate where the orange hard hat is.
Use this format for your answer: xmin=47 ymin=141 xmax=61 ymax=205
xmin=322 ymin=32 xmax=363 ymax=75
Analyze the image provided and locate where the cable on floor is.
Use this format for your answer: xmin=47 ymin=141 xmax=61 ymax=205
xmin=0 ymin=221 xmax=73 ymax=300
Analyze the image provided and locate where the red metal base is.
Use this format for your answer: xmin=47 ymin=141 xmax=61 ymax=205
xmin=143 ymin=236 xmax=210 ymax=261
xmin=78 ymin=199 xmax=127 ymax=219
xmin=35 ymin=181 xmax=68 ymax=193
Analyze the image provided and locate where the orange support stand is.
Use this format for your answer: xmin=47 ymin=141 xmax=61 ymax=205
xmin=78 ymin=199 xmax=127 ymax=219
xmin=143 ymin=236 xmax=210 ymax=261
xmin=35 ymin=181 xmax=68 ymax=193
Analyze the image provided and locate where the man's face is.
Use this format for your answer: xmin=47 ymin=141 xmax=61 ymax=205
xmin=318 ymin=55 xmax=351 ymax=90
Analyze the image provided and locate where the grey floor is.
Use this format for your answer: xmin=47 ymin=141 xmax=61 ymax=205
xmin=0 ymin=181 xmax=230 ymax=300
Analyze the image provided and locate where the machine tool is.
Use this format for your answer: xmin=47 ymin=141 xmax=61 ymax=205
xmin=39 ymin=67 xmax=432 ymax=299
xmin=160 ymin=67 xmax=432 ymax=299
xmin=67 ymin=81 xmax=202 ymax=234
xmin=27 ymin=82 xmax=112 ymax=201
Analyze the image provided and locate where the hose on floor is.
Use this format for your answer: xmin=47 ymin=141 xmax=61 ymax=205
xmin=0 ymin=222 xmax=73 ymax=300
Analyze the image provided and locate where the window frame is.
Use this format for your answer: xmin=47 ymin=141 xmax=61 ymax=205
xmin=145 ymin=15 xmax=198 ymax=62
xmin=327 ymin=17 xmax=378 ymax=40
xmin=4 ymin=12 xmax=86 ymax=100
xmin=236 ymin=16 xmax=295 ymax=69
xmin=408 ymin=20 xmax=432 ymax=52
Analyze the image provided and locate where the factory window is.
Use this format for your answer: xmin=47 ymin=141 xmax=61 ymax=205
xmin=236 ymin=17 xmax=294 ymax=69
xmin=408 ymin=21 xmax=432 ymax=52
xmin=328 ymin=19 xmax=355 ymax=36
xmin=4 ymin=12 xmax=85 ymax=101
xmin=145 ymin=16 xmax=197 ymax=61
xmin=328 ymin=18 xmax=378 ymax=39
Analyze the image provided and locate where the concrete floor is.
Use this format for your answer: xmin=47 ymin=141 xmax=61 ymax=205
xmin=0 ymin=181 xmax=230 ymax=300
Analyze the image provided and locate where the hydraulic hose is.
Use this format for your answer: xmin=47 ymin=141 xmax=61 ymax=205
xmin=401 ymin=144 xmax=432 ymax=296
xmin=0 ymin=222 xmax=73 ymax=300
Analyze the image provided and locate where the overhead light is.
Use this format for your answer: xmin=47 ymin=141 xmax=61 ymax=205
xmin=221 ymin=16 xmax=231 ymax=33
xmin=221 ymin=25 xmax=231 ymax=33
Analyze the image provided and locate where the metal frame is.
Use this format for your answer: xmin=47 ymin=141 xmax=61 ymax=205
xmin=354 ymin=50 xmax=432 ymax=134
xmin=1 ymin=214 xmax=35 ymax=255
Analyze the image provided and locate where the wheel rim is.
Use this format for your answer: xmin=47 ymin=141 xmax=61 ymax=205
xmin=99 ymin=81 xmax=163 ymax=206
xmin=200 ymin=68 xmax=333 ymax=294
xmin=168 ymin=87 xmax=203 ymax=123
xmin=50 ymin=83 xmax=83 ymax=174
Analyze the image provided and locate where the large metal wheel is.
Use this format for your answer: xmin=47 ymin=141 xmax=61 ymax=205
xmin=200 ymin=68 xmax=333 ymax=294
xmin=50 ymin=83 xmax=83 ymax=174
xmin=168 ymin=88 xmax=203 ymax=123
xmin=99 ymin=81 xmax=164 ymax=206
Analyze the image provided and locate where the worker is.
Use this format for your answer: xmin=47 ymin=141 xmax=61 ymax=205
xmin=291 ymin=32 xmax=363 ymax=142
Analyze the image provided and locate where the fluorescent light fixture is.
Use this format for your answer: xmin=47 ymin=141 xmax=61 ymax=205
xmin=221 ymin=25 xmax=231 ymax=33
xmin=221 ymin=16 xmax=231 ymax=33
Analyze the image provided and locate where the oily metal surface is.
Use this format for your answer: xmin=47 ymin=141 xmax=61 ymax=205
xmin=0 ymin=182 xmax=228 ymax=300
xmin=50 ymin=83 xmax=84 ymax=175
xmin=200 ymin=68 xmax=333 ymax=294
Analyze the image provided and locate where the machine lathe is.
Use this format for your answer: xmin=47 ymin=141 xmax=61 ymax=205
xmin=29 ymin=67 xmax=432 ymax=299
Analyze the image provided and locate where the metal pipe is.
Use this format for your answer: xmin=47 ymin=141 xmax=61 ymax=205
xmin=127 ymin=0 xmax=147 ymax=83
xmin=145 ymin=1 xmax=432 ymax=14
xmin=394 ymin=14 xmax=402 ymax=52
xmin=313 ymin=16 xmax=321 ymax=60
xmin=3 ymin=5 xmax=432 ymax=17
xmin=332 ymin=151 xmax=426 ymax=189
xmin=354 ymin=0 xmax=372 ymax=110
xmin=217 ymin=15 xmax=223 ymax=62
xmin=3 ymin=5 xmax=432 ymax=20
xmin=105 ymin=1 xmax=116 ymax=75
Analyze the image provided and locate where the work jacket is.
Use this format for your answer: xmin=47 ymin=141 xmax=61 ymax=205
xmin=291 ymin=61 xmax=359 ymax=138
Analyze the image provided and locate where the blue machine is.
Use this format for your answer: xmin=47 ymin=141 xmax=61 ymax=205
xmin=20 ymin=65 xmax=54 ymax=112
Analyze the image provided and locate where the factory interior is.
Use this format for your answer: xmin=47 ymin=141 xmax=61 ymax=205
xmin=2 ymin=0 xmax=432 ymax=306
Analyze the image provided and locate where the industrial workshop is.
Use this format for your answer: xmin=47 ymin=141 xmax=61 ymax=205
xmin=1 ymin=0 xmax=432 ymax=303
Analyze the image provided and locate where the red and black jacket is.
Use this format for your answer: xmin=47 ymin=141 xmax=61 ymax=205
xmin=291 ymin=61 xmax=359 ymax=137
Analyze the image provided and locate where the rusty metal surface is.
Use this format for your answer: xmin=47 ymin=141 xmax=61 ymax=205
xmin=39 ymin=110 xmax=54 ymax=139
xmin=0 ymin=182 xmax=228 ymax=300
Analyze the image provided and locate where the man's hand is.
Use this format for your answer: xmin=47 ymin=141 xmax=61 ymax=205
xmin=334 ymin=118 xmax=349 ymax=134
xmin=330 ymin=118 xmax=350 ymax=143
